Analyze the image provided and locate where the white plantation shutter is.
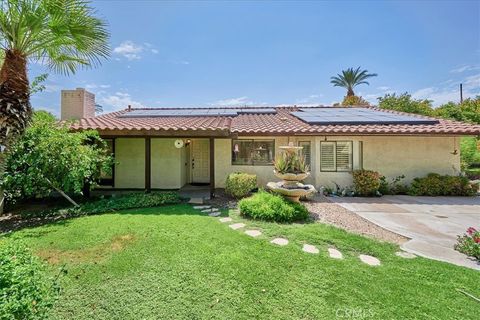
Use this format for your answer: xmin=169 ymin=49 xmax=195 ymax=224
xmin=336 ymin=141 xmax=352 ymax=171
xmin=299 ymin=141 xmax=311 ymax=167
xmin=320 ymin=142 xmax=336 ymax=171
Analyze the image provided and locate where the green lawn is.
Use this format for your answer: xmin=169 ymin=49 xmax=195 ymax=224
xmin=2 ymin=204 xmax=479 ymax=319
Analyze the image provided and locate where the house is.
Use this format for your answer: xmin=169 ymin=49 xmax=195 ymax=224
xmin=64 ymin=88 xmax=480 ymax=196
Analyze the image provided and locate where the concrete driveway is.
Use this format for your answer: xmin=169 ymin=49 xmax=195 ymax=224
xmin=330 ymin=195 xmax=480 ymax=270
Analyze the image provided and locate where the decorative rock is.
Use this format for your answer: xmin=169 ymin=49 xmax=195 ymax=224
xmin=193 ymin=205 xmax=211 ymax=209
xmin=189 ymin=198 xmax=204 ymax=204
xmin=229 ymin=223 xmax=245 ymax=230
xmin=245 ymin=230 xmax=262 ymax=237
xmin=208 ymin=212 xmax=221 ymax=217
xmin=270 ymin=238 xmax=289 ymax=246
xmin=328 ymin=248 xmax=343 ymax=259
xmin=219 ymin=217 xmax=233 ymax=223
xmin=359 ymin=254 xmax=381 ymax=266
xmin=302 ymin=244 xmax=319 ymax=254
xmin=395 ymin=251 xmax=416 ymax=259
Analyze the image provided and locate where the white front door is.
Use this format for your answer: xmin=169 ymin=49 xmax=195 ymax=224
xmin=191 ymin=139 xmax=210 ymax=183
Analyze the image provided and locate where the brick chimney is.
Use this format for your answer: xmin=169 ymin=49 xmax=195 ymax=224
xmin=60 ymin=88 xmax=95 ymax=120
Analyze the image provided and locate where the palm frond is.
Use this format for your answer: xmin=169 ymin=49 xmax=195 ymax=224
xmin=330 ymin=66 xmax=377 ymax=93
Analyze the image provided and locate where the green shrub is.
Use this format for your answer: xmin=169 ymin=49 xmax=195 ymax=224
xmin=454 ymin=227 xmax=480 ymax=261
xmin=379 ymin=175 xmax=409 ymax=195
xmin=0 ymin=242 xmax=58 ymax=319
xmin=23 ymin=192 xmax=181 ymax=218
xmin=225 ymin=173 xmax=257 ymax=198
xmin=238 ymin=190 xmax=309 ymax=222
xmin=408 ymin=173 xmax=478 ymax=196
xmin=352 ymin=170 xmax=381 ymax=196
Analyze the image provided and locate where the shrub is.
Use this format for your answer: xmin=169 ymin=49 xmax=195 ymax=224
xmin=0 ymin=242 xmax=58 ymax=319
xmin=352 ymin=170 xmax=381 ymax=196
xmin=454 ymin=227 xmax=480 ymax=261
xmin=238 ymin=190 xmax=309 ymax=222
xmin=379 ymin=175 xmax=409 ymax=195
xmin=225 ymin=173 xmax=257 ymax=198
xmin=342 ymin=95 xmax=370 ymax=106
xmin=408 ymin=173 xmax=478 ymax=196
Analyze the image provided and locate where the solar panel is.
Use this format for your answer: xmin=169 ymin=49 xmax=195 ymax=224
xmin=292 ymin=108 xmax=439 ymax=125
xmin=119 ymin=108 xmax=276 ymax=118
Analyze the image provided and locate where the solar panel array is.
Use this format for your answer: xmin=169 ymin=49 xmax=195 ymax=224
xmin=291 ymin=108 xmax=439 ymax=125
xmin=119 ymin=108 xmax=276 ymax=118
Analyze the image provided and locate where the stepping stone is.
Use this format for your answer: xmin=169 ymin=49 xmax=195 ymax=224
xmin=193 ymin=205 xmax=211 ymax=209
xmin=395 ymin=251 xmax=416 ymax=259
xmin=328 ymin=248 xmax=343 ymax=259
xmin=201 ymin=208 xmax=219 ymax=213
xmin=189 ymin=198 xmax=204 ymax=204
xmin=229 ymin=223 xmax=245 ymax=230
xmin=208 ymin=211 xmax=221 ymax=217
xmin=219 ymin=217 xmax=232 ymax=223
xmin=359 ymin=254 xmax=381 ymax=266
xmin=302 ymin=244 xmax=319 ymax=254
xmin=270 ymin=238 xmax=289 ymax=246
xmin=245 ymin=230 xmax=262 ymax=237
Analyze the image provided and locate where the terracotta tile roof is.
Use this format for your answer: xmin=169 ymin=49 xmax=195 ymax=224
xmin=71 ymin=106 xmax=480 ymax=136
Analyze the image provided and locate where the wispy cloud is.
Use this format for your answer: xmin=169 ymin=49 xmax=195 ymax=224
xmin=296 ymin=94 xmax=324 ymax=105
xmin=450 ymin=65 xmax=480 ymax=73
xmin=210 ymin=96 xmax=267 ymax=106
xmin=99 ymin=92 xmax=145 ymax=112
xmin=113 ymin=41 xmax=144 ymax=60
xmin=85 ymin=83 xmax=111 ymax=90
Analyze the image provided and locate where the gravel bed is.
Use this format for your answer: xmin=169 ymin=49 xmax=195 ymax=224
xmin=304 ymin=195 xmax=408 ymax=245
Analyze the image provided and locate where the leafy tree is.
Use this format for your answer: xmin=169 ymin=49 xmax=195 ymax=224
xmin=330 ymin=67 xmax=377 ymax=97
xmin=342 ymin=95 xmax=370 ymax=106
xmin=1 ymin=111 xmax=113 ymax=205
xmin=377 ymin=93 xmax=434 ymax=116
xmin=0 ymin=0 xmax=109 ymax=211
xmin=434 ymin=97 xmax=480 ymax=124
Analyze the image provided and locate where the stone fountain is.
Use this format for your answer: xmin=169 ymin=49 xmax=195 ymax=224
xmin=266 ymin=143 xmax=317 ymax=202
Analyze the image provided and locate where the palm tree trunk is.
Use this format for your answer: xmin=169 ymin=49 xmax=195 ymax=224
xmin=0 ymin=49 xmax=32 ymax=214
xmin=347 ymin=88 xmax=355 ymax=97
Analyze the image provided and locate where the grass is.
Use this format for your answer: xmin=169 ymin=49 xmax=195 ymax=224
xmin=2 ymin=204 xmax=479 ymax=319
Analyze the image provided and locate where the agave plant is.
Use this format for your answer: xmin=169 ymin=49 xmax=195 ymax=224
xmin=274 ymin=151 xmax=310 ymax=174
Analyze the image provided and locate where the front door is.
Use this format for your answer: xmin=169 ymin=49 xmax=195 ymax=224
xmin=191 ymin=139 xmax=210 ymax=183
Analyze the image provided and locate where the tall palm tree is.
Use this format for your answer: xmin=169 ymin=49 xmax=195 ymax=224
xmin=330 ymin=67 xmax=377 ymax=97
xmin=0 ymin=0 xmax=110 ymax=145
xmin=0 ymin=0 xmax=109 ymax=212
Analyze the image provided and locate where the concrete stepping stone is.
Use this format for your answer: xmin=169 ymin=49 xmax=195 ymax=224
xmin=201 ymin=208 xmax=219 ymax=213
xmin=395 ymin=251 xmax=416 ymax=259
xmin=328 ymin=248 xmax=343 ymax=259
xmin=219 ymin=217 xmax=232 ymax=223
xmin=189 ymin=198 xmax=204 ymax=204
xmin=193 ymin=205 xmax=211 ymax=209
xmin=229 ymin=223 xmax=245 ymax=230
xmin=208 ymin=212 xmax=221 ymax=217
xmin=302 ymin=244 xmax=319 ymax=254
xmin=270 ymin=238 xmax=289 ymax=246
xmin=359 ymin=254 xmax=381 ymax=266
xmin=245 ymin=230 xmax=262 ymax=237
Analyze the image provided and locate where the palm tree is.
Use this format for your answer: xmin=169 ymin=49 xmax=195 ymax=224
xmin=0 ymin=0 xmax=109 ymax=212
xmin=0 ymin=0 xmax=110 ymax=145
xmin=330 ymin=67 xmax=377 ymax=97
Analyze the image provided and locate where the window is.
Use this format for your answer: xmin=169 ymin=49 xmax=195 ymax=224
xmin=298 ymin=141 xmax=311 ymax=167
xmin=320 ymin=141 xmax=353 ymax=172
xmin=232 ymin=139 xmax=274 ymax=165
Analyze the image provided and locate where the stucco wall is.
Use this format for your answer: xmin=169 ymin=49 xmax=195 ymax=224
xmin=214 ymin=136 xmax=461 ymax=190
xmin=115 ymin=138 xmax=145 ymax=188
xmin=151 ymin=138 xmax=186 ymax=189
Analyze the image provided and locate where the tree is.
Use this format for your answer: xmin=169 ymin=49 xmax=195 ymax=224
xmin=1 ymin=111 xmax=113 ymax=205
xmin=377 ymin=93 xmax=434 ymax=116
xmin=342 ymin=95 xmax=370 ymax=107
xmin=434 ymin=97 xmax=480 ymax=124
xmin=330 ymin=67 xmax=377 ymax=97
xmin=0 ymin=0 xmax=109 ymax=211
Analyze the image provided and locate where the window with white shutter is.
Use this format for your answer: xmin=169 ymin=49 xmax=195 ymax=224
xmin=298 ymin=141 xmax=311 ymax=167
xmin=320 ymin=141 xmax=353 ymax=172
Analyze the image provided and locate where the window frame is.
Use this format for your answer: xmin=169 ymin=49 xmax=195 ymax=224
xmin=99 ymin=138 xmax=115 ymax=186
xmin=320 ymin=140 xmax=353 ymax=172
xmin=298 ymin=140 xmax=312 ymax=167
xmin=231 ymin=139 xmax=275 ymax=166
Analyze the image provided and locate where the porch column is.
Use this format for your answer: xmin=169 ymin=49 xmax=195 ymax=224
xmin=145 ymin=137 xmax=151 ymax=192
xmin=209 ymin=137 xmax=215 ymax=198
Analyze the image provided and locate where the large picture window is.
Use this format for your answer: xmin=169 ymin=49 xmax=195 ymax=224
xmin=320 ymin=141 xmax=353 ymax=172
xmin=232 ymin=139 xmax=275 ymax=165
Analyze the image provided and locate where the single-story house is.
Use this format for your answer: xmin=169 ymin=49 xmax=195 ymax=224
xmin=63 ymin=89 xmax=480 ymax=197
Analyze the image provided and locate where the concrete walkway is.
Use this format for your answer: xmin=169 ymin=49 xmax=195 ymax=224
xmin=330 ymin=195 xmax=480 ymax=270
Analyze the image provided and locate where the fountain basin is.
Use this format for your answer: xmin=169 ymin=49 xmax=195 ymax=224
xmin=274 ymin=170 xmax=309 ymax=182
xmin=267 ymin=181 xmax=317 ymax=202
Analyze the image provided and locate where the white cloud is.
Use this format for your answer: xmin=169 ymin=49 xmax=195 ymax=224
xmin=113 ymin=41 xmax=144 ymax=60
xmin=85 ymin=83 xmax=111 ymax=90
xmin=450 ymin=65 xmax=480 ymax=73
xmin=151 ymin=49 xmax=159 ymax=54
xmin=212 ymin=96 xmax=252 ymax=106
xmin=99 ymin=92 xmax=145 ymax=112
xmin=44 ymin=84 xmax=61 ymax=93
xmin=296 ymin=94 xmax=324 ymax=104
xmin=377 ymin=86 xmax=390 ymax=91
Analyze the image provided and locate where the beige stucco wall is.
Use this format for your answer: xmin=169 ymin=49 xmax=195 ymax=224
xmin=214 ymin=136 xmax=461 ymax=190
xmin=60 ymin=88 xmax=95 ymax=120
xmin=151 ymin=138 xmax=186 ymax=189
xmin=115 ymin=138 xmax=145 ymax=188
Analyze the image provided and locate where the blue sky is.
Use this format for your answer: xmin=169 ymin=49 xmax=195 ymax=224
xmin=30 ymin=0 xmax=480 ymax=116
